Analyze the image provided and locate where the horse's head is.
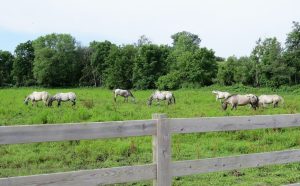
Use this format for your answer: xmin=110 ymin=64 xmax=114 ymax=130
xmin=248 ymin=94 xmax=259 ymax=109
xmin=222 ymin=101 xmax=228 ymax=110
xmin=24 ymin=97 xmax=29 ymax=105
xmin=147 ymin=99 xmax=152 ymax=106
xmin=47 ymin=97 xmax=54 ymax=107
xmin=147 ymin=96 xmax=153 ymax=106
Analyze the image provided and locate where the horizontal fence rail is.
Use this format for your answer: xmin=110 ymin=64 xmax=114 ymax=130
xmin=0 ymin=164 xmax=156 ymax=186
xmin=1 ymin=114 xmax=300 ymax=186
xmin=0 ymin=119 xmax=156 ymax=145
xmin=172 ymin=149 xmax=300 ymax=177
xmin=170 ymin=114 xmax=300 ymax=134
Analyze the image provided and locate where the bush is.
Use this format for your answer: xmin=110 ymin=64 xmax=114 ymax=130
xmin=156 ymin=71 xmax=182 ymax=90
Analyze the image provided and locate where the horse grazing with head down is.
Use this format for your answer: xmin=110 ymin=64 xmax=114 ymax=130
xmin=48 ymin=92 xmax=76 ymax=107
xmin=222 ymin=94 xmax=259 ymax=110
xmin=24 ymin=91 xmax=50 ymax=106
xmin=212 ymin=90 xmax=231 ymax=101
xmin=147 ymin=90 xmax=175 ymax=106
xmin=113 ymin=89 xmax=135 ymax=103
xmin=258 ymin=95 xmax=284 ymax=108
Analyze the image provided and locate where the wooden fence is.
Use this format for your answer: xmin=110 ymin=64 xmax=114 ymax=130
xmin=1 ymin=114 xmax=300 ymax=186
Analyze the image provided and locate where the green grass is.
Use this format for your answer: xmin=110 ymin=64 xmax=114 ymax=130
xmin=1 ymin=86 xmax=300 ymax=185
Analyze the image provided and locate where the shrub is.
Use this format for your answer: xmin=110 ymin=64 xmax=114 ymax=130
xmin=156 ymin=71 xmax=182 ymax=90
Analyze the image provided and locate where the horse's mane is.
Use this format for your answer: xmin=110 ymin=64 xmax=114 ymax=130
xmin=224 ymin=94 xmax=237 ymax=101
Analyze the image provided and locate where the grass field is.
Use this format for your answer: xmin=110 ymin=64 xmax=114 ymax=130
xmin=1 ymin=86 xmax=300 ymax=185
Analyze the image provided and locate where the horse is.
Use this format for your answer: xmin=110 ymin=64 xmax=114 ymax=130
xmin=24 ymin=91 xmax=50 ymax=106
xmin=222 ymin=94 xmax=259 ymax=110
xmin=48 ymin=92 xmax=76 ymax=107
xmin=258 ymin=95 xmax=284 ymax=108
xmin=147 ymin=90 xmax=176 ymax=106
xmin=245 ymin=94 xmax=260 ymax=108
xmin=212 ymin=90 xmax=231 ymax=101
xmin=113 ymin=89 xmax=135 ymax=103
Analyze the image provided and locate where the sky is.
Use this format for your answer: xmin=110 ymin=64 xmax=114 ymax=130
xmin=0 ymin=0 xmax=299 ymax=58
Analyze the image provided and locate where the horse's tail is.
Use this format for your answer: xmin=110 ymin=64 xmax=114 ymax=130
xmin=279 ymin=96 xmax=284 ymax=105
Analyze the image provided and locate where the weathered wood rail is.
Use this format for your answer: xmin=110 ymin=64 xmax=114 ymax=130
xmin=1 ymin=114 xmax=300 ymax=186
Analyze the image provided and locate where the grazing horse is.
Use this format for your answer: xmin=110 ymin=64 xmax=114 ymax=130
xmin=113 ymin=89 xmax=135 ymax=103
xmin=24 ymin=91 xmax=50 ymax=106
xmin=147 ymin=90 xmax=175 ymax=106
xmin=212 ymin=90 xmax=231 ymax=101
xmin=245 ymin=94 xmax=260 ymax=108
xmin=258 ymin=95 xmax=284 ymax=108
xmin=222 ymin=94 xmax=259 ymax=110
xmin=48 ymin=92 xmax=76 ymax=107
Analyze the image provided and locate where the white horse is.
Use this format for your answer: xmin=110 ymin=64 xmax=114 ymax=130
xmin=258 ymin=95 xmax=284 ymax=108
xmin=147 ymin=90 xmax=175 ymax=106
xmin=113 ymin=89 xmax=135 ymax=103
xmin=212 ymin=90 xmax=231 ymax=101
xmin=222 ymin=94 xmax=259 ymax=110
xmin=24 ymin=91 xmax=50 ymax=106
xmin=48 ymin=92 xmax=76 ymax=107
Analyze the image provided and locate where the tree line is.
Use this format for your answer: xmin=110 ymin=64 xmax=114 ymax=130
xmin=0 ymin=22 xmax=299 ymax=89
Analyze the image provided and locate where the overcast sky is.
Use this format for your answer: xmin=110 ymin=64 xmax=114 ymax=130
xmin=0 ymin=0 xmax=299 ymax=57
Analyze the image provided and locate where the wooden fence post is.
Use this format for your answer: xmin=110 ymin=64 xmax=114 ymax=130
xmin=152 ymin=114 xmax=171 ymax=186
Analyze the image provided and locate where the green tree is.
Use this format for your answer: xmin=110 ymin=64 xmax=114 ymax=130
xmin=133 ymin=44 xmax=170 ymax=89
xmin=105 ymin=45 xmax=137 ymax=89
xmin=251 ymin=37 xmax=291 ymax=87
xmin=78 ymin=46 xmax=93 ymax=86
xmin=160 ymin=31 xmax=217 ymax=89
xmin=216 ymin=56 xmax=237 ymax=86
xmin=12 ymin=41 xmax=35 ymax=86
xmin=33 ymin=33 xmax=79 ymax=86
xmin=86 ymin=41 xmax=114 ymax=86
xmin=284 ymin=21 xmax=300 ymax=84
xmin=0 ymin=50 xmax=14 ymax=86
xmin=171 ymin=31 xmax=201 ymax=53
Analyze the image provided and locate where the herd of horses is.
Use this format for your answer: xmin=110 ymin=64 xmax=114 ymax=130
xmin=23 ymin=89 xmax=176 ymax=107
xmin=212 ymin=90 xmax=284 ymax=110
xmin=23 ymin=89 xmax=284 ymax=110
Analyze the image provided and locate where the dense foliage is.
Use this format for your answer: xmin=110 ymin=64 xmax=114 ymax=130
xmin=0 ymin=22 xmax=299 ymax=89
xmin=217 ymin=22 xmax=300 ymax=88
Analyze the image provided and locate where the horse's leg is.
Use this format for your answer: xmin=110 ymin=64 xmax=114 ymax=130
xmin=57 ymin=100 xmax=61 ymax=107
xmin=232 ymin=104 xmax=237 ymax=110
xmin=72 ymin=100 xmax=76 ymax=106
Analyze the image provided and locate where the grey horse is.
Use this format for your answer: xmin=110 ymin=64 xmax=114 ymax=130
xmin=113 ymin=89 xmax=135 ymax=103
xmin=222 ymin=94 xmax=259 ymax=110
